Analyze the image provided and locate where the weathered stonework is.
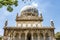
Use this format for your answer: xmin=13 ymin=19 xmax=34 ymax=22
xmin=3 ymin=5 xmax=55 ymax=40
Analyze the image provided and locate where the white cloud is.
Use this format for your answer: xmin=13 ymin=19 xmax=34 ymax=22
xmin=32 ymin=2 xmax=38 ymax=8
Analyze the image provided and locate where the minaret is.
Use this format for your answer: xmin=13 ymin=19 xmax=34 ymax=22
xmin=16 ymin=13 xmax=18 ymax=26
xmin=50 ymin=19 xmax=54 ymax=27
xmin=39 ymin=11 xmax=43 ymax=19
xmin=40 ymin=11 xmax=43 ymax=21
xmin=40 ymin=13 xmax=43 ymax=18
xmin=4 ymin=20 xmax=8 ymax=27
xmin=39 ymin=12 xmax=43 ymax=27
xmin=16 ymin=13 xmax=18 ymax=18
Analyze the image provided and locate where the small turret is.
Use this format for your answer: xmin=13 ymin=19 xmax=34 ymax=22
xmin=16 ymin=13 xmax=18 ymax=20
xmin=39 ymin=11 xmax=43 ymax=18
xmin=39 ymin=12 xmax=43 ymax=21
xmin=4 ymin=20 xmax=8 ymax=27
xmin=50 ymin=19 xmax=54 ymax=27
xmin=40 ymin=13 xmax=43 ymax=18
xmin=16 ymin=13 xmax=18 ymax=18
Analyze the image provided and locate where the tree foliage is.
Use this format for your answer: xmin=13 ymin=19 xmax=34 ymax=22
xmin=55 ymin=32 xmax=60 ymax=38
xmin=0 ymin=37 xmax=2 ymax=40
xmin=0 ymin=0 xmax=18 ymax=12
xmin=0 ymin=0 xmax=31 ymax=12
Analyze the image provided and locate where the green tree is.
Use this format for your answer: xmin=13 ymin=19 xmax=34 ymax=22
xmin=55 ymin=32 xmax=60 ymax=38
xmin=0 ymin=37 xmax=2 ymax=40
xmin=0 ymin=0 xmax=18 ymax=12
xmin=0 ymin=0 xmax=31 ymax=12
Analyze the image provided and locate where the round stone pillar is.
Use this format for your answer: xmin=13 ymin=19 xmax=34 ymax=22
xmin=13 ymin=31 xmax=16 ymax=40
xmin=25 ymin=32 xmax=27 ymax=40
xmin=31 ymin=32 xmax=33 ymax=40
xmin=37 ymin=33 xmax=40 ymax=40
xmin=43 ymin=34 xmax=46 ymax=40
xmin=19 ymin=33 xmax=21 ymax=40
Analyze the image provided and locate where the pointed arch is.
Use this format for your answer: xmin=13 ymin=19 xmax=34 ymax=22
xmin=33 ymin=33 xmax=38 ymax=40
xmin=15 ymin=33 xmax=19 ymax=40
xmin=45 ymin=33 xmax=50 ymax=40
xmin=27 ymin=33 xmax=31 ymax=40
xmin=21 ymin=33 xmax=25 ymax=40
xmin=40 ymin=33 xmax=44 ymax=40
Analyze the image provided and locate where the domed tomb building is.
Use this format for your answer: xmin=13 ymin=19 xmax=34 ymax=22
xmin=3 ymin=5 xmax=55 ymax=40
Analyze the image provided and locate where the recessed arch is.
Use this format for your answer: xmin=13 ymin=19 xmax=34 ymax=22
xmin=27 ymin=33 xmax=31 ymax=40
xmin=21 ymin=33 xmax=25 ymax=40
xmin=15 ymin=33 xmax=19 ymax=40
xmin=40 ymin=33 xmax=44 ymax=40
xmin=45 ymin=33 xmax=50 ymax=40
xmin=33 ymin=33 xmax=38 ymax=40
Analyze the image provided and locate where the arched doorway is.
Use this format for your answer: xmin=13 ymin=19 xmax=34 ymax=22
xmin=15 ymin=33 xmax=19 ymax=40
xmin=40 ymin=33 xmax=44 ymax=40
xmin=21 ymin=33 xmax=25 ymax=40
xmin=27 ymin=33 xmax=31 ymax=40
xmin=46 ymin=33 xmax=50 ymax=40
xmin=33 ymin=33 xmax=37 ymax=40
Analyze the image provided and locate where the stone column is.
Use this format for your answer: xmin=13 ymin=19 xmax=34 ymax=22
xmin=49 ymin=33 xmax=52 ymax=40
xmin=31 ymin=32 xmax=33 ymax=40
xmin=8 ymin=33 xmax=11 ymax=40
xmin=10 ymin=31 xmax=13 ymax=40
xmin=13 ymin=33 xmax=15 ymax=40
xmin=37 ymin=33 xmax=40 ymax=40
xmin=51 ymin=31 xmax=54 ymax=40
xmin=12 ymin=36 xmax=14 ymax=40
xmin=44 ymin=34 xmax=46 ymax=40
xmin=3 ymin=36 xmax=7 ymax=40
xmin=19 ymin=33 xmax=21 ymax=40
xmin=25 ymin=32 xmax=27 ymax=40
xmin=51 ymin=34 xmax=55 ymax=40
xmin=5 ymin=30 xmax=8 ymax=40
xmin=11 ymin=35 xmax=13 ymax=40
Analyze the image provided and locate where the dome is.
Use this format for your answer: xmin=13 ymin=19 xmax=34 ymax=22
xmin=20 ymin=5 xmax=38 ymax=16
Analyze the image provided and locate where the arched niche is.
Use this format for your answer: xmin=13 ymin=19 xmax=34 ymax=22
xmin=45 ymin=33 xmax=50 ymax=40
xmin=33 ymin=33 xmax=38 ymax=40
xmin=40 ymin=33 xmax=44 ymax=40
xmin=21 ymin=33 xmax=25 ymax=40
xmin=15 ymin=33 xmax=19 ymax=40
xmin=27 ymin=33 xmax=31 ymax=40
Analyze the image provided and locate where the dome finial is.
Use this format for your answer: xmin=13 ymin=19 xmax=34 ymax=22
xmin=50 ymin=19 xmax=54 ymax=27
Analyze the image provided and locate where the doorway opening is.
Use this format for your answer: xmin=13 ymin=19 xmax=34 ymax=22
xmin=27 ymin=33 xmax=31 ymax=40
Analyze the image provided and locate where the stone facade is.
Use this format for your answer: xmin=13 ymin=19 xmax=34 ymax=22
xmin=3 ymin=5 xmax=55 ymax=40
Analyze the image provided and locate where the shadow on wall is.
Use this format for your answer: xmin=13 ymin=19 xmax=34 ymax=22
xmin=0 ymin=37 xmax=2 ymax=40
xmin=56 ymin=38 xmax=60 ymax=40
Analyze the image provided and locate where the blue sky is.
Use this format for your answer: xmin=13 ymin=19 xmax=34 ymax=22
xmin=0 ymin=0 xmax=60 ymax=36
